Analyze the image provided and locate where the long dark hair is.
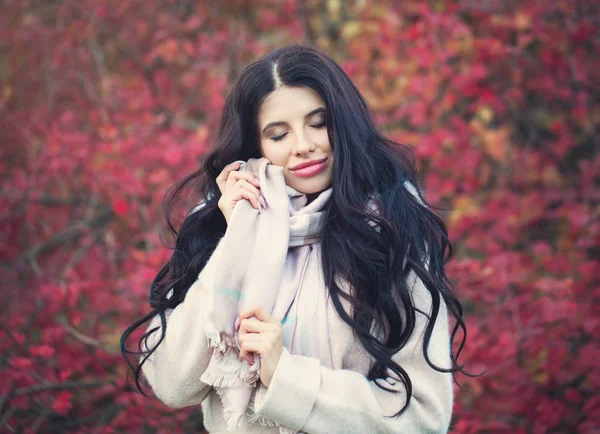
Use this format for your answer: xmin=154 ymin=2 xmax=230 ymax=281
xmin=121 ymin=44 xmax=476 ymax=418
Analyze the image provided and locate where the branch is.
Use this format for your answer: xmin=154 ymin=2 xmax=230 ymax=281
xmin=30 ymin=403 xmax=52 ymax=432
xmin=0 ymin=192 xmax=104 ymax=208
xmin=15 ymin=208 xmax=113 ymax=265
xmin=14 ymin=379 xmax=115 ymax=398
xmin=0 ymin=405 xmax=16 ymax=433
xmin=58 ymin=317 xmax=104 ymax=348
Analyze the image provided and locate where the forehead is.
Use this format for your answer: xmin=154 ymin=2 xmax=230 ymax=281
xmin=258 ymin=86 xmax=325 ymax=124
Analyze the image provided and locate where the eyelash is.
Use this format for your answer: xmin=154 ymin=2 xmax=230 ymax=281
xmin=271 ymin=121 xmax=327 ymax=142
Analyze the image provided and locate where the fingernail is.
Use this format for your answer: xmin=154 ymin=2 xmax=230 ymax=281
xmin=234 ymin=317 xmax=240 ymax=330
xmin=254 ymin=177 xmax=260 ymax=186
xmin=259 ymin=195 xmax=267 ymax=209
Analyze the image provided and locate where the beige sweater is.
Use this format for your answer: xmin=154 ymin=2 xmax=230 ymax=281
xmin=140 ymin=239 xmax=455 ymax=434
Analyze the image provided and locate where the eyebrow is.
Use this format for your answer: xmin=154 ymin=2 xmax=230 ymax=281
xmin=261 ymin=107 xmax=326 ymax=134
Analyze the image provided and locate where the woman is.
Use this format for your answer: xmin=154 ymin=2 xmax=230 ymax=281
xmin=121 ymin=44 xmax=473 ymax=434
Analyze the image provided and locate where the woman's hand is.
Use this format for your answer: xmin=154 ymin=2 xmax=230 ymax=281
xmin=236 ymin=306 xmax=283 ymax=388
xmin=216 ymin=161 xmax=266 ymax=225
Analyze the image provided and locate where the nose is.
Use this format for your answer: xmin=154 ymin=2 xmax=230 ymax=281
xmin=292 ymin=130 xmax=316 ymax=155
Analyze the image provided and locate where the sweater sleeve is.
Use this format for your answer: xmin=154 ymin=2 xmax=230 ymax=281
xmin=139 ymin=277 xmax=214 ymax=408
xmin=253 ymin=271 xmax=455 ymax=434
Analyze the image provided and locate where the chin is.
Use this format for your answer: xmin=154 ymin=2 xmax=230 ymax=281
xmin=286 ymin=179 xmax=332 ymax=195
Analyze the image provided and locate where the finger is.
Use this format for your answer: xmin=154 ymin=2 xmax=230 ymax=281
xmin=238 ymin=332 xmax=263 ymax=343
xmin=238 ymin=347 xmax=255 ymax=364
xmin=234 ymin=179 xmax=261 ymax=200
xmin=216 ymin=161 xmax=243 ymax=184
xmin=240 ymin=341 xmax=262 ymax=357
xmin=238 ymin=337 xmax=261 ymax=358
xmin=240 ymin=318 xmax=269 ymax=334
xmin=239 ymin=306 xmax=275 ymax=323
xmin=234 ymin=182 xmax=262 ymax=210
xmin=235 ymin=189 xmax=261 ymax=210
xmin=228 ymin=171 xmax=261 ymax=188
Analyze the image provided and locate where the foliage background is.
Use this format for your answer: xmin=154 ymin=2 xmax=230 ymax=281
xmin=1 ymin=0 xmax=598 ymax=432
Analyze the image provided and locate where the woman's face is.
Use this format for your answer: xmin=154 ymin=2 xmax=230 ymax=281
xmin=257 ymin=85 xmax=333 ymax=195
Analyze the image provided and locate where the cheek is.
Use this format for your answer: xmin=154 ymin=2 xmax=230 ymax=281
xmin=260 ymin=141 xmax=287 ymax=165
xmin=315 ymin=130 xmax=332 ymax=152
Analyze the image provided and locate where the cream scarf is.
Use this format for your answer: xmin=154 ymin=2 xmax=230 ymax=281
xmin=200 ymin=157 xmax=333 ymax=433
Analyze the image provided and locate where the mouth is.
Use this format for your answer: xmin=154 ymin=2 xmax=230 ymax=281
xmin=289 ymin=158 xmax=328 ymax=178
xmin=289 ymin=158 xmax=328 ymax=171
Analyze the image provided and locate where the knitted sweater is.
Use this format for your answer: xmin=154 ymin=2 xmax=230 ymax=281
xmin=140 ymin=252 xmax=454 ymax=433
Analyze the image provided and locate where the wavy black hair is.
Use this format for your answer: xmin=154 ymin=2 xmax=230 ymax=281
xmin=121 ymin=44 xmax=477 ymax=418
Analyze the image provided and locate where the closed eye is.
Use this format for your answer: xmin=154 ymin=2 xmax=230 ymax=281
xmin=270 ymin=122 xmax=327 ymax=142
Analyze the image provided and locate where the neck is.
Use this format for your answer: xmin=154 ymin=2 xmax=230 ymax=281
xmin=306 ymin=191 xmax=323 ymax=205
xmin=306 ymin=192 xmax=320 ymax=205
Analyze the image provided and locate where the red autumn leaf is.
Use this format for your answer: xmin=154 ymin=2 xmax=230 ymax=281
xmin=10 ymin=357 xmax=33 ymax=370
xmin=51 ymin=391 xmax=73 ymax=415
xmin=112 ymin=197 xmax=129 ymax=217
xmin=29 ymin=345 xmax=55 ymax=358
xmin=59 ymin=368 xmax=74 ymax=381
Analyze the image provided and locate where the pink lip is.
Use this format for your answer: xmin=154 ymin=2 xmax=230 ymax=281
xmin=290 ymin=159 xmax=328 ymax=177
xmin=289 ymin=158 xmax=328 ymax=171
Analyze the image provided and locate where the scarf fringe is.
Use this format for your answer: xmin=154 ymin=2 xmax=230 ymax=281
xmin=223 ymin=410 xmax=244 ymax=432
xmin=212 ymin=385 xmax=247 ymax=432
xmin=246 ymin=389 xmax=298 ymax=434
xmin=206 ymin=331 xmax=238 ymax=353
xmin=278 ymin=427 xmax=299 ymax=434
xmin=246 ymin=390 xmax=278 ymax=427
xmin=202 ymin=332 xmax=261 ymax=386
xmin=203 ymin=335 xmax=300 ymax=433
xmin=210 ymin=380 xmax=297 ymax=433
xmin=201 ymin=371 xmax=250 ymax=389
